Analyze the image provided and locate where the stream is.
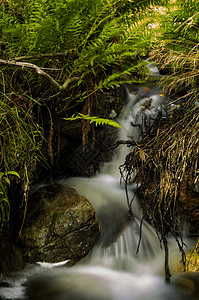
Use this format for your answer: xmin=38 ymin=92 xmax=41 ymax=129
xmin=0 ymin=62 xmax=198 ymax=300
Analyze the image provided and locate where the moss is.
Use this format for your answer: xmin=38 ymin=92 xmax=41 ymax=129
xmin=186 ymin=240 xmax=199 ymax=273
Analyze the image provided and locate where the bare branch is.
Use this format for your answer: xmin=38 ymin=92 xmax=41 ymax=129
xmin=105 ymin=139 xmax=137 ymax=151
xmin=60 ymin=77 xmax=80 ymax=91
xmin=14 ymin=49 xmax=74 ymax=61
xmin=0 ymin=58 xmax=79 ymax=91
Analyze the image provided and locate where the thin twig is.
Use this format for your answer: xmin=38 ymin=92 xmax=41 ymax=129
xmin=0 ymin=70 xmax=6 ymax=101
xmin=136 ymin=216 xmax=144 ymax=254
xmin=17 ymin=163 xmax=29 ymax=241
xmin=105 ymin=139 xmax=137 ymax=151
xmin=46 ymin=106 xmax=54 ymax=166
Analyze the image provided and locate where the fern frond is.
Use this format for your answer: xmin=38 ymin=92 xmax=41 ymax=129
xmin=64 ymin=113 xmax=122 ymax=128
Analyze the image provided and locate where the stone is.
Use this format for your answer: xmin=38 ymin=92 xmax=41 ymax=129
xmin=178 ymin=181 xmax=199 ymax=235
xmin=20 ymin=183 xmax=100 ymax=264
xmin=172 ymin=272 xmax=199 ymax=299
xmin=0 ymin=241 xmax=24 ymax=275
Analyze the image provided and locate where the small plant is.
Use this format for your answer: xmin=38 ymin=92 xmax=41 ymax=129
xmin=0 ymin=171 xmax=20 ymax=229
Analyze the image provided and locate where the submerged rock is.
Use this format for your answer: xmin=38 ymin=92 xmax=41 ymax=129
xmin=20 ymin=183 xmax=100 ymax=264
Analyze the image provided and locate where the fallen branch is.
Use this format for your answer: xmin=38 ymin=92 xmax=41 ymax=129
xmin=14 ymin=50 xmax=74 ymax=61
xmin=0 ymin=58 xmax=79 ymax=91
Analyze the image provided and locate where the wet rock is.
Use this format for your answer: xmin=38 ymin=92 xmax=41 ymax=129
xmin=0 ymin=241 xmax=24 ymax=275
xmin=178 ymin=182 xmax=199 ymax=235
xmin=174 ymin=238 xmax=199 ymax=274
xmin=57 ymin=124 xmax=117 ymax=178
xmin=20 ymin=183 xmax=100 ymax=264
xmin=172 ymin=272 xmax=199 ymax=300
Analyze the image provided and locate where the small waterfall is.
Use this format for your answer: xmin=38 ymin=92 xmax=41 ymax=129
xmin=64 ymin=77 xmax=166 ymax=270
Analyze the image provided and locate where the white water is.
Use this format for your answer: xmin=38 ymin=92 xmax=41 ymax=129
xmin=63 ymin=79 xmax=166 ymax=270
xmin=0 ymin=65 xmax=196 ymax=300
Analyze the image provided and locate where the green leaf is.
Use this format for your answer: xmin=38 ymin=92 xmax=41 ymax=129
xmin=26 ymin=95 xmax=43 ymax=106
xmin=4 ymin=177 xmax=10 ymax=186
xmin=0 ymin=172 xmax=4 ymax=179
xmin=5 ymin=171 xmax=20 ymax=178
xmin=64 ymin=113 xmax=122 ymax=128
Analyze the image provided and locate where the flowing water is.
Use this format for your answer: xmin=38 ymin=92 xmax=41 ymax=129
xmin=0 ymin=63 xmax=198 ymax=300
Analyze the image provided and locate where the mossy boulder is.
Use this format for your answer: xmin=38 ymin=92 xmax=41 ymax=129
xmin=20 ymin=183 xmax=100 ymax=264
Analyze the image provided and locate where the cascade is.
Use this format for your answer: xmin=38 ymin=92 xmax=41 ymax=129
xmin=0 ymin=63 xmax=196 ymax=300
xmin=64 ymin=77 xmax=166 ymax=267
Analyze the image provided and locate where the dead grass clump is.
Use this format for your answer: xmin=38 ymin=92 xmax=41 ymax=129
xmin=120 ymin=105 xmax=199 ymax=281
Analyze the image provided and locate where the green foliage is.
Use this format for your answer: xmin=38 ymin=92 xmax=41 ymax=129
xmin=0 ymin=0 xmax=168 ymax=231
xmin=0 ymin=0 xmax=164 ymax=92
xmin=0 ymin=93 xmax=45 ymax=174
xmin=0 ymin=170 xmax=20 ymax=229
xmin=64 ymin=113 xmax=122 ymax=128
xmin=0 ymin=0 xmax=167 ymax=57
xmin=174 ymin=0 xmax=199 ymax=11
xmin=149 ymin=0 xmax=199 ymax=100
xmin=0 ymin=92 xmax=46 ymax=229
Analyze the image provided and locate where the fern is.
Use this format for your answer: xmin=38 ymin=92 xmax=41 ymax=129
xmin=0 ymin=0 xmax=169 ymax=230
xmin=64 ymin=113 xmax=122 ymax=128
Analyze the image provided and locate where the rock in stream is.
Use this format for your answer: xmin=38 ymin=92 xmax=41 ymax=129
xmin=20 ymin=183 xmax=100 ymax=265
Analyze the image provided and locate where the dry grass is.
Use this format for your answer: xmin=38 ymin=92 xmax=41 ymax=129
xmin=122 ymin=107 xmax=198 ymax=229
xmin=152 ymin=46 xmax=199 ymax=98
xmin=120 ymin=104 xmax=199 ymax=280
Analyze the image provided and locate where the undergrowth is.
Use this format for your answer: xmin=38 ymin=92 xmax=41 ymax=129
xmin=0 ymin=92 xmax=46 ymax=231
xmin=0 ymin=0 xmax=168 ymax=231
